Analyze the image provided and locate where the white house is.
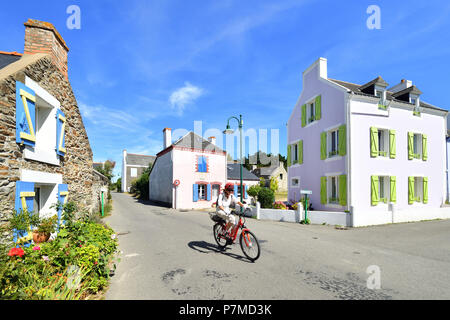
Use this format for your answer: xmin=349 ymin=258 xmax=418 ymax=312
xmin=287 ymin=57 xmax=449 ymax=227
xmin=149 ymin=129 xmax=255 ymax=210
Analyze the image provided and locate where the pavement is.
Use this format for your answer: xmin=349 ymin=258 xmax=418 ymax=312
xmin=105 ymin=192 xmax=450 ymax=300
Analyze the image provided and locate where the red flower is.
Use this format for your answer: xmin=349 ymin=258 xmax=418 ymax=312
xmin=8 ymin=247 xmax=25 ymax=258
xmin=94 ymin=261 xmax=98 ymax=265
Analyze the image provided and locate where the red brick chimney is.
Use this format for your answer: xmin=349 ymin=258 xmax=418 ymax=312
xmin=23 ymin=19 xmax=69 ymax=79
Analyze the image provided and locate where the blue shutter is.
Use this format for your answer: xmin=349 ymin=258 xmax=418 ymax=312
xmin=58 ymin=184 xmax=69 ymax=229
xmin=234 ymin=184 xmax=238 ymax=198
xmin=14 ymin=181 xmax=35 ymax=246
xmin=198 ymin=156 xmax=207 ymax=173
xmin=16 ymin=81 xmax=36 ymax=147
xmin=56 ymin=109 xmax=67 ymax=157
xmin=193 ymin=184 xmax=199 ymax=202
xmin=244 ymin=185 xmax=248 ymax=199
xmin=207 ymin=184 xmax=211 ymax=201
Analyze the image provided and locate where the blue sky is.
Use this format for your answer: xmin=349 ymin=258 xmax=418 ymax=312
xmin=1 ymin=0 xmax=450 ymax=181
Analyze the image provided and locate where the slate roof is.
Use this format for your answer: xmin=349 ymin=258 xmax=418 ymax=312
xmin=329 ymin=78 xmax=446 ymax=112
xmin=227 ymin=163 xmax=260 ymax=181
xmin=172 ymin=132 xmax=225 ymax=153
xmin=126 ymin=154 xmax=156 ymax=167
xmin=254 ymin=165 xmax=282 ymax=177
xmin=0 ymin=52 xmax=22 ymax=70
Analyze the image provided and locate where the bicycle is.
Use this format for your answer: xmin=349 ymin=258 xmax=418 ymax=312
xmin=209 ymin=208 xmax=261 ymax=262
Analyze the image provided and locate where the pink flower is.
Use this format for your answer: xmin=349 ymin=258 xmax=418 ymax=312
xmin=42 ymin=255 xmax=49 ymax=261
xmin=32 ymin=246 xmax=40 ymax=251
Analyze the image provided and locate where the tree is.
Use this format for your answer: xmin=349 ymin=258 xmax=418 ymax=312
xmin=95 ymin=160 xmax=115 ymax=183
xmin=259 ymin=177 xmax=266 ymax=187
xmin=270 ymin=177 xmax=279 ymax=192
xmin=257 ymin=188 xmax=275 ymax=209
xmin=247 ymin=185 xmax=261 ymax=204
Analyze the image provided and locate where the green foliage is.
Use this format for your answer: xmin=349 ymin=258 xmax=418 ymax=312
xmin=272 ymin=201 xmax=287 ymax=210
xmin=36 ymin=216 xmax=58 ymax=235
xmin=269 ymin=177 xmax=279 ymax=192
xmin=130 ymin=163 xmax=152 ymax=200
xmin=300 ymin=218 xmax=311 ymax=225
xmin=259 ymin=177 xmax=266 ymax=187
xmin=8 ymin=209 xmax=40 ymax=238
xmin=114 ymin=178 xmax=122 ymax=192
xmin=258 ymin=187 xmax=275 ymax=209
xmin=94 ymin=160 xmax=115 ymax=183
xmin=0 ymin=200 xmax=119 ymax=300
xmin=247 ymin=185 xmax=261 ymax=199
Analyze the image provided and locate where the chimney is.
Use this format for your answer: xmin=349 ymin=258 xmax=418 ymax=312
xmin=163 ymin=128 xmax=172 ymax=149
xmin=208 ymin=136 xmax=216 ymax=145
xmin=23 ymin=19 xmax=69 ymax=79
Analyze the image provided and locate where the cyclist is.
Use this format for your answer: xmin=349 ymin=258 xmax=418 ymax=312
xmin=215 ymin=183 xmax=247 ymax=237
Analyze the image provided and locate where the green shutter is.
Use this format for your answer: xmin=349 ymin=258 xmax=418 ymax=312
xmin=339 ymin=175 xmax=347 ymax=206
xmin=287 ymin=144 xmax=291 ymax=167
xmin=423 ymin=177 xmax=428 ymax=204
xmin=301 ymin=105 xmax=306 ymax=128
xmin=298 ymin=140 xmax=303 ymax=164
xmin=315 ymin=95 xmax=321 ymax=120
xmin=390 ymin=176 xmax=396 ymax=203
xmin=389 ymin=130 xmax=396 ymax=159
xmin=370 ymin=127 xmax=378 ymax=157
xmin=371 ymin=175 xmax=379 ymax=206
xmin=320 ymin=176 xmax=327 ymax=204
xmin=408 ymin=132 xmax=414 ymax=160
xmin=320 ymin=132 xmax=327 ymax=160
xmin=338 ymin=125 xmax=346 ymax=156
xmin=422 ymin=134 xmax=427 ymax=161
xmin=408 ymin=176 xmax=415 ymax=204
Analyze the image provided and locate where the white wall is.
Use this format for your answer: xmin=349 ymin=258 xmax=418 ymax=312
xmin=349 ymin=97 xmax=447 ymax=226
xmin=149 ymin=151 xmax=173 ymax=205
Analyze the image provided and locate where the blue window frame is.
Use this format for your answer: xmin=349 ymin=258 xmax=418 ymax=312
xmin=197 ymin=156 xmax=208 ymax=173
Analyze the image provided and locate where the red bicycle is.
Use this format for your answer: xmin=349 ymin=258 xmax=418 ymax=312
xmin=210 ymin=208 xmax=261 ymax=262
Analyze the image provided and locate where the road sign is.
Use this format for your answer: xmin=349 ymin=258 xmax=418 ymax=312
xmin=301 ymin=190 xmax=312 ymax=195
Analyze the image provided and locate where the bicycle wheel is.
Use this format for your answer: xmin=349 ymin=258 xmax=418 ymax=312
xmin=213 ymin=223 xmax=228 ymax=249
xmin=239 ymin=230 xmax=260 ymax=262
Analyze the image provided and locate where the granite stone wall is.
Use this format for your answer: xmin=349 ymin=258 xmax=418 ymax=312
xmin=0 ymin=55 xmax=105 ymax=241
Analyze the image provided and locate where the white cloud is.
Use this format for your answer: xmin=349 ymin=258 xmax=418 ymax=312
xmin=169 ymin=82 xmax=204 ymax=115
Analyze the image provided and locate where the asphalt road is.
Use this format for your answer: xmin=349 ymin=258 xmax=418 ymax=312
xmin=105 ymin=192 xmax=450 ymax=300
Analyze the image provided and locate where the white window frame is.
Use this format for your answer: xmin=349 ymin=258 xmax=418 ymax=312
xmin=378 ymin=176 xmax=390 ymax=204
xmin=328 ymin=129 xmax=339 ymax=158
xmin=130 ymin=168 xmax=138 ymax=177
xmin=377 ymin=129 xmax=389 ymax=157
xmin=292 ymin=143 xmax=298 ymax=163
xmin=374 ymin=86 xmax=386 ymax=105
xmin=198 ymin=184 xmax=207 ymax=200
xmin=413 ymin=177 xmax=424 ymax=203
xmin=23 ymin=76 xmax=61 ymax=166
xmin=328 ymin=175 xmax=339 ymax=204
xmin=291 ymin=177 xmax=300 ymax=188
xmin=413 ymin=133 xmax=423 ymax=159
xmin=306 ymin=101 xmax=316 ymax=124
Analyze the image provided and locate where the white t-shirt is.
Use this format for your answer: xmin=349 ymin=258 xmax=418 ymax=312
xmin=217 ymin=193 xmax=237 ymax=214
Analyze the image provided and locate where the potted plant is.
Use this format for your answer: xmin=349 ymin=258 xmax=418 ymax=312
xmin=8 ymin=209 xmax=40 ymax=243
xmin=33 ymin=215 xmax=57 ymax=243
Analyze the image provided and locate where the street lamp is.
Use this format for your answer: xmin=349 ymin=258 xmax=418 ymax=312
xmin=224 ymin=115 xmax=244 ymax=213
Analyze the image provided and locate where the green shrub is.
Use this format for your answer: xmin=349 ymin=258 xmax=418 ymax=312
xmin=258 ymin=188 xmax=275 ymax=209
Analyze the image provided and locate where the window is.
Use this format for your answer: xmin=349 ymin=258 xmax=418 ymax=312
xmin=280 ymin=174 xmax=283 ymax=180
xmin=413 ymin=133 xmax=422 ymax=159
xmin=198 ymin=184 xmax=207 ymax=200
xmin=377 ymin=129 xmax=389 ymax=157
xmin=130 ymin=168 xmax=138 ymax=177
xmin=307 ymin=102 xmax=316 ymax=124
xmin=414 ymin=177 xmax=423 ymax=202
xmin=293 ymin=144 xmax=298 ymax=163
xmin=329 ymin=129 xmax=339 ymax=157
xmin=197 ymin=156 xmax=208 ymax=173
xmin=328 ymin=176 xmax=339 ymax=203
xmin=291 ymin=178 xmax=299 ymax=187
xmin=378 ymin=176 xmax=390 ymax=203
xmin=212 ymin=184 xmax=220 ymax=201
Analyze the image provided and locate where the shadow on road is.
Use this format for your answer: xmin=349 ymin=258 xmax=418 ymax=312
xmin=188 ymin=241 xmax=254 ymax=263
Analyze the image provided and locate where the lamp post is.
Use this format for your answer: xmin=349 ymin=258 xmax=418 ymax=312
xmin=224 ymin=115 xmax=244 ymax=213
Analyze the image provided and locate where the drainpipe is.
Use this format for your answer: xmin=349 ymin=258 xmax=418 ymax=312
xmin=346 ymin=92 xmax=353 ymax=227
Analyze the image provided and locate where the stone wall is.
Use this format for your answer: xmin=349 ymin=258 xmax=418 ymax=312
xmin=0 ymin=54 xmax=99 ymax=235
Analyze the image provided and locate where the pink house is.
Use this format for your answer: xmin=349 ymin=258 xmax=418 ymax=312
xmin=149 ymin=129 xmax=257 ymax=210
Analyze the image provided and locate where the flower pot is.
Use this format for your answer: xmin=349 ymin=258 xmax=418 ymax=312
xmin=33 ymin=232 xmax=50 ymax=243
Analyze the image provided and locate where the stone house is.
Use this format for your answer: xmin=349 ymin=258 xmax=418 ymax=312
xmin=121 ymin=150 xmax=155 ymax=193
xmin=252 ymin=162 xmax=288 ymax=192
xmin=0 ymin=19 xmax=107 ymax=244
